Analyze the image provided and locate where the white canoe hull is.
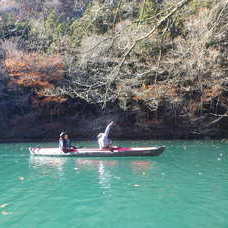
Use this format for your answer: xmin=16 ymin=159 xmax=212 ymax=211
xmin=29 ymin=146 xmax=165 ymax=157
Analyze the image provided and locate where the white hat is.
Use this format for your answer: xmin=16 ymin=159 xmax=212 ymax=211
xmin=60 ymin=132 xmax=66 ymax=137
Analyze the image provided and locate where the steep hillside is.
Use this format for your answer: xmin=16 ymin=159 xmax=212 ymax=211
xmin=0 ymin=0 xmax=228 ymax=141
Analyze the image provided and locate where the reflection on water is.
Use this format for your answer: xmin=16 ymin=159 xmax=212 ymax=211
xmin=131 ymin=160 xmax=154 ymax=173
xmin=29 ymin=155 xmax=157 ymax=200
xmin=30 ymin=156 xmax=155 ymax=183
xmin=98 ymin=162 xmax=111 ymax=191
xmin=76 ymin=159 xmax=118 ymax=170
xmin=30 ymin=156 xmax=154 ymax=173
xmin=29 ymin=156 xmax=155 ymax=192
xmin=76 ymin=159 xmax=120 ymax=191
xmin=29 ymin=156 xmax=67 ymax=170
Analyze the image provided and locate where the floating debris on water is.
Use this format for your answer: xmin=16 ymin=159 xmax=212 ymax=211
xmin=1 ymin=211 xmax=11 ymax=215
xmin=198 ymin=172 xmax=202 ymax=175
xmin=0 ymin=204 xmax=8 ymax=208
xmin=217 ymin=157 xmax=222 ymax=161
xmin=18 ymin=177 xmax=25 ymax=181
xmin=133 ymin=184 xmax=140 ymax=187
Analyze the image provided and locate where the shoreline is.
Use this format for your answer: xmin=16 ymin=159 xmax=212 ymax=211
xmin=0 ymin=137 xmax=227 ymax=143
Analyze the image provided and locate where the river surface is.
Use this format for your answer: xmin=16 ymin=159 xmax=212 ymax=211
xmin=0 ymin=140 xmax=228 ymax=228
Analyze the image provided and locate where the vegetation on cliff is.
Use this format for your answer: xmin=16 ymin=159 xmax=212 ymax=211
xmin=0 ymin=0 xmax=228 ymax=140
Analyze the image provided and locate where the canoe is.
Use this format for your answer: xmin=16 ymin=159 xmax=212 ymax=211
xmin=29 ymin=146 xmax=165 ymax=157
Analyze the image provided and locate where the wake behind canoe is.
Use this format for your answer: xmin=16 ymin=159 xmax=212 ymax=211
xmin=29 ymin=146 xmax=165 ymax=157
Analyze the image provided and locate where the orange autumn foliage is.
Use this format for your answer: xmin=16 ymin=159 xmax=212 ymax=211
xmin=5 ymin=53 xmax=65 ymax=89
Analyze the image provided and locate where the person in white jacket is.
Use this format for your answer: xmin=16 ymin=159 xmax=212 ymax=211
xmin=97 ymin=121 xmax=114 ymax=149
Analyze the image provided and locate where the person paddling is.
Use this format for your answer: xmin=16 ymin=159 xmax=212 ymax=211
xmin=97 ymin=121 xmax=114 ymax=150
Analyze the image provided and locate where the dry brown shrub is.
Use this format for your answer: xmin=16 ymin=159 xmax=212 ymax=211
xmin=78 ymin=35 xmax=114 ymax=65
xmin=3 ymin=39 xmax=65 ymax=89
xmin=162 ymin=7 xmax=221 ymax=87
xmin=0 ymin=0 xmax=19 ymax=11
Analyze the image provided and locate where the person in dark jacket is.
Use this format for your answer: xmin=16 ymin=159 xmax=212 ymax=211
xmin=59 ymin=132 xmax=74 ymax=153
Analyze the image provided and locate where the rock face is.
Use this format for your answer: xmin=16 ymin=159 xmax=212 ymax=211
xmin=0 ymin=48 xmax=7 ymax=93
xmin=0 ymin=48 xmax=8 ymax=131
xmin=0 ymin=92 xmax=228 ymax=141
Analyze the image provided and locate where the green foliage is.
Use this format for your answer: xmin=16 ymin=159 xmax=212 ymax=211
xmin=0 ymin=16 xmax=30 ymax=40
xmin=135 ymin=40 xmax=160 ymax=58
xmin=25 ymin=10 xmax=70 ymax=53
xmin=190 ymin=0 xmax=214 ymax=13
xmin=138 ymin=0 xmax=160 ymax=24
xmin=69 ymin=3 xmax=110 ymax=46
xmin=116 ymin=3 xmax=139 ymax=21
xmin=45 ymin=10 xmax=59 ymax=35
xmin=45 ymin=10 xmax=69 ymax=40
xmin=70 ymin=14 xmax=92 ymax=47
xmin=164 ymin=16 xmax=186 ymax=39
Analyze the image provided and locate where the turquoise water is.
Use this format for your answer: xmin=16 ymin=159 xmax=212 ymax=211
xmin=0 ymin=140 xmax=228 ymax=228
